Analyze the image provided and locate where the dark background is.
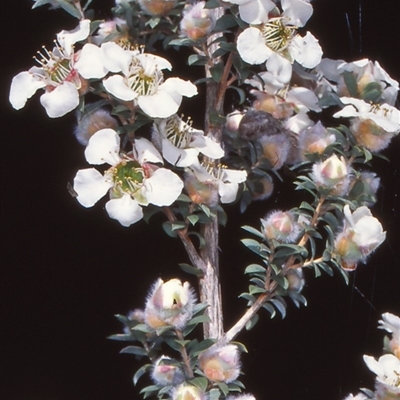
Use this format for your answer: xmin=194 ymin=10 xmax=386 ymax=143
xmin=1 ymin=1 xmax=399 ymax=399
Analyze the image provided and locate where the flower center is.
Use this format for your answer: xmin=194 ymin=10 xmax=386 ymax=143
xmin=165 ymin=115 xmax=193 ymax=148
xmin=127 ymin=58 xmax=162 ymax=96
xmin=33 ymin=42 xmax=74 ymax=85
xmin=110 ymin=160 xmax=144 ymax=195
xmin=261 ymin=18 xmax=296 ymax=52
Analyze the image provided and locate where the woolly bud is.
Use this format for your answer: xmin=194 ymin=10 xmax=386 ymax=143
xmin=298 ymin=121 xmax=336 ymax=159
xmin=172 ymin=384 xmax=207 ymax=400
xmin=258 ymin=134 xmax=290 ymax=170
xmin=198 ymin=344 xmax=241 ymax=383
xmin=138 ymin=0 xmax=177 ymax=16
xmin=286 ymin=268 xmax=305 ymax=293
xmin=144 ymin=278 xmax=195 ymax=330
xmin=252 ymin=175 xmax=274 ymax=201
xmin=226 ymin=395 xmax=256 ymax=400
xmin=350 ymin=118 xmax=395 ymax=152
xmin=151 ymin=356 xmax=185 ymax=386
xmin=180 ymin=2 xmax=216 ymax=40
xmin=311 ymin=154 xmax=350 ymax=195
xmin=74 ymin=109 xmax=118 ymax=146
xmin=261 ymin=210 xmax=302 ymax=243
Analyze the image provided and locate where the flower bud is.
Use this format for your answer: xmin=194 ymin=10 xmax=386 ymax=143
xmin=172 ymin=384 xmax=206 ymax=400
xmin=251 ymin=175 xmax=274 ymax=201
xmin=286 ymin=268 xmax=305 ymax=293
xmin=144 ymin=278 xmax=195 ymax=330
xmin=261 ymin=210 xmax=302 ymax=243
xmin=138 ymin=0 xmax=177 ymax=16
xmin=379 ymin=312 xmax=400 ymax=359
xmin=152 ymin=356 xmax=185 ymax=386
xmin=198 ymin=344 xmax=241 ymax=383
xmin=258 ymin=134 xmax=290 ymax=170
xmin=225 ymin=110 xmax=245 ymax=132
xmin=226 ymin=395 xmax=256 ymax=400
xmin=298 ymin=121 xmax=336 ymax=159
xmin=350 ymin=118 xmax=394 ymax=152
xmin=180 ymin=1 xmax=216 ymax=40
xmin=74 ymin=109 xmax=118 ymax=145
xmin=311 ymin=154 xmax=350 ymax=195
xmin=184 ymin=170 xmax=219 ymax=207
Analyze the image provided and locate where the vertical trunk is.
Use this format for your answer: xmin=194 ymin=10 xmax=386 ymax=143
xmin=199 ymin=6 xmax=226 ymax=340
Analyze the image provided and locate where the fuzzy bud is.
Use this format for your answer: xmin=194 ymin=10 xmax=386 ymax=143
xmin=258 ymin=134 xmax=290 ymax=170
xmin=180 ymin=2 xmax=216 ymax=40
xmin=298 ymin=121 xmax=336 ymax=159
xmin=198 ymin=344 xmax=241 ymax=383
xmin=251 ymin=175 xmax=274 ymax=201
xmin=184 ymin=170 xmax=219 ymax=207
xmin=138 ymin=0 xmax=177 ymax=16
xmin=311 ymin=154 xmax=350 ymax=195
xmin=74 ymin=109 xmax=118 ymax=145
xmin=151 ymin=356 xmax=185 ymax=386
xmin=286 ymin=268 xmax=305 ymax=293
xmin=172 ymin=384 xmax=206 ymax=400
xmin=350 ymin=118 xmax=395 ymax=152
xmin=261 ymin=210 xmax=302 ymax=243
xmin=226 ymin=395 xmax=256 ymax=400
xmin=144 ymin=278 xmax=195 ymax=330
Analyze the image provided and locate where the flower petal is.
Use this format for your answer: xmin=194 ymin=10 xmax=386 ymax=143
xmin=134 ymin=137 xmax=164 ymax=164
xmin=85 ymin=128 xmax=121 ymax=165
xmin=291 ymin=32 xmax=323 ymax=69
xmin=105 ymin=194 xmax=143 ymax=227
xmin=73 ymin=168 xmax=112 ymax=207
xmin=75 ymin=44 xmax=108 ymax=79
xmin=103 ymin=75 xmax=137 ymax=101
xmin=57 ymin=19 xmax=90 ymax=55
xmin=101 ymin=42 xmax=133 ymax=75
xmin=9 ymin=71 xmax=46 ymax=110
xmin=144 ymin=168 xmax=183 ymax=206
xmin=162 ymin=139 xmax=199 ymax=167
xmin=237 ymin=28 xmax=272 ymax=65
xmin=229 ymin=0 xmax=275 ymax=24
xmin=137 ymin=53 xmax=172 ymax=72
xmin=266 ymin=53 xmax=293 ymax=84
xmin=281 ymin=0 xmax=313 ymax=27
xmin=40 ymin=82 xmax=79 ymax=118
xmin=193 ymin=136 xmax=225 ymax=160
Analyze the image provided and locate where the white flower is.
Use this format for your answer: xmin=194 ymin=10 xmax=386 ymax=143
xmin=379 ymin=313 xmax=400 ymax=338
xmin=189 ymin=161 xmax=247 ymax=204
xmin=333 ymin=97 xmax=400 ymax=134
xmin=343 ymin=394 xmax=368 ymax=400
xmin=73 ymin=129 xmax=183 ymax=227
xmin=152 ymin=115 xmax=224 ymax=167
xmin=222 ymin=0 xmax=275 ymax=24
xmin=9 ymin=20 xmax=96 ymax=118
xmin=101 ymin=44 xmax=197 ymax=118
xmin=363 ymin=354 xmax=400 ymax=393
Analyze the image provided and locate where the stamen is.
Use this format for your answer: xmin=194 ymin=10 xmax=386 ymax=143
xmin=165 ymin=115 xmax=194 ymax=148
xmin=261 ymin=18 xmax=297 ymax=52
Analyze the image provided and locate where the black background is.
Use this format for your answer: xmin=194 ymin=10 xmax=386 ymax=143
xmin=1 ymin=1 xmax=400 ymax=399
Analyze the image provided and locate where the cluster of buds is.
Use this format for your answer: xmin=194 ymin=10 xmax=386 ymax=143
xmin=144 ymin=278 xmax=196 ymax=330
xmin=334 ymin=205 xmax=386 ymax=270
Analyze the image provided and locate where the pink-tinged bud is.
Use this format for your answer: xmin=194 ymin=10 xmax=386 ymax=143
xmin=286 ymin=268 xmax=305 ymax=293
xmin=226 ymin=395 xmax=256 ymax=400
xmin=298 ymin=121 xmax=336 ymax=159
xmin=152 ymin=356 xmax=185 ymax=386
xmin=225 ymin=111 xmax=245 ymax=132
xmin=350 ymin=118 xmax=395 ymax=152
xmin=180 ymin=1 xmax=216 ymax=40
xmin=261 ymin=210 xmax=302 ymax=243
xmin=144 ymin=278 xmax=195 ymax=330
xmin=184 ymin=171 xmax=219 ymax=207
xmin=252 ymin=175 xmax=274 ymax=201
xmin=172 ymin=384 xmax=207 ymax=400
xmin=258 ymin=134 xmax=290 ymax=170
xmin=74 ymin=109 xmax=118 ymax=145
xmin=198 ymin=344 xmax=241 ymax=383
xmin=311 ymin=154 xmax=350 ymax=195
xmin=92 ymin=18 xmax=129 ymax=45
xmin=138 ymin=0 xmax=177 ymax=16
xmin=334 ymin=205 xmax=386 ymax=270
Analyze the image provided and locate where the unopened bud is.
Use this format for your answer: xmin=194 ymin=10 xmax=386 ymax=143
xmin=138 ymin=0 xmax=177 ymax=16
xmin=311 ymin=154 xmax=350 ymax=195
xmin=286 ymin=268 xmax=305 ymax=293
xmin=152 ymin=356 xmax=185 ymax=386
xmin=172 ymin=384 xmax=206 ymax=400
xmin=350 ymin=118 xmax=394 ymax=152
xmin=261 ymin=210 xmax=302 ymax=243
xmin=198 ymin=344 xmax=241 ymax=383
xmin=144 ymin=278 xmax=195 ymax=330
xmin=298 ymin=121 xmax=336 ymax=159
xmin=252 ymin=175 xmax=274 ymax=201
xmin=225 ymin=110 xmax=245 ymax=132
xmin=258 ymin=134 xmax=290 ymax=170
xmin=180 ymin=1 xmax=216 ymax=40
xmin=74 ymin=108 xmax=118 ymax=145
xmin=184 ymin=171 xmax=219 ymax=207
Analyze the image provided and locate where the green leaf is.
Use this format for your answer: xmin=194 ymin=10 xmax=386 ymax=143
xmin=107 ymin=333 xmax=133 ymax=341
xmin=120 ymin=345 xmax=147 ymax=356
xmin=245 ymin=314 xmax=259 ymax=330
xmin=228 ymin=85 xmax=247 ymax=105
xmin=204 ymin=0 xmax=221 ymax=8
xmin=241 ymin=225 xmax=265 ymax=239
xmin=179 ymin=263 xmax=204 ymax=277
xmin=217 ymin=382 xmax=230 ymax=396
xmin=262 ymin=302 xmax=276 ymax=318
xmin=245 ymin=263 xmax=266 ymax=275
xmin=190 ymin=338 xmax=216 ymax=357
xmin=147 ymin=16 xmax=161 ymax=29
xmin=343 ymin=71 xmax=359 ymax=97
xmin=214 ymin=14 xmax=238 ymax=31
xmin=210 ymin=62 xmax=224 ymax=83
xmin=188 ymin=54 xmax=208 ymax=66
xmin=209 ymin=389 xmax=222 ymax=400
xmin=269 ymin=298 xmax=287 ymax=319
xmin=133 ymin=364 xmax=152 ymax=386
xmin=168 ymin=37 xmax=196 ymax=47
xmin=249 ymin=285 xmax=266 ymax=295
xmin=241 ymin=238 xmax=269 ymax=258
xmin=190 ymin=377 xmax=208 ymax=391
